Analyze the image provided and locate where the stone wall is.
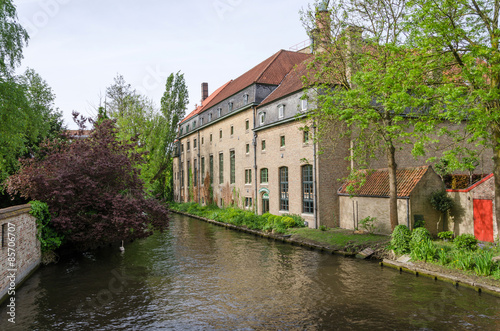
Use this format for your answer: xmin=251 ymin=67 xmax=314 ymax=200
xmin=0 ymin=205 xmax=41 ymax=305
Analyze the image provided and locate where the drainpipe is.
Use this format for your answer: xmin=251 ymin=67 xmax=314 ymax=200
xmin=198 ymin=130 xmax=201 ymax=204
xmin=313 ymin=122 xmax=318 ymax=229
xmin=253 ymin=106 xmax=258 ymax=213
xmin=406 ymin=197 xmax=410 ymax=229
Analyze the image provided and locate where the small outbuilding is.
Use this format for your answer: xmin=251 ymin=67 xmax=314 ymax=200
xmin=447 ymin=174 xmax=498 ymax=242
xmin=338 ymin=166 xmax=444 ymax=235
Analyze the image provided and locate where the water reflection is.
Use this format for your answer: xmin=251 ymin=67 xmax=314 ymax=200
xmin=1 ymin=214 xmax=499 ymax=330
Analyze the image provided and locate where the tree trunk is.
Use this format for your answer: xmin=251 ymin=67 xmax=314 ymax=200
xmin=387 ymin=143 xmax=399 ymax=232
xmin=493 ymin=129 xmax=500 ymax=241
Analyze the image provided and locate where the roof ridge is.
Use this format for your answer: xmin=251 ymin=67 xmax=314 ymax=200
xmin=254 ymin=49 xmax=285 ymax=84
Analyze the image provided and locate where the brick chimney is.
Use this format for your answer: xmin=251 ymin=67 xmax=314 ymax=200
xmin=311 ymin=4 xmax=331 ymax=53
xmin=201 ymin=83 xmax=209 ymax=103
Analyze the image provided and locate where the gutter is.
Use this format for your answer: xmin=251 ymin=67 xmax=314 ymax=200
xmin=313 ymin=122 xmax=318 ymax=229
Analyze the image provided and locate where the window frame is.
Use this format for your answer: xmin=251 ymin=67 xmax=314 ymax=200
xmin=230 ymin=150 xmax=235 ymax=184
xmin=245 ymin=169 xmax=252 ymax=184
xmin=278 ymin=104 xmax=285 ymax=119
xmin=279 ymin=167 xmax=289 ymax=211
xmin=260 ymin=168 xmax=268 ymax=184
xmin=219 ymin=153 xmax=224 ymax=184
xmin=280 ymin=135 xmax=285 ymax=148
xmin=302 ymin=165 xmax=314 ymax=214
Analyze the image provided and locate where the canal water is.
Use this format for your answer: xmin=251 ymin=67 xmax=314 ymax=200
xmin=1 ymin=214 xmax=499 ymax=330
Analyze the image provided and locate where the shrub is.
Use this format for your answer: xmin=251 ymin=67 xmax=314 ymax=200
xmin=7 ymin=119 xmax=169 ymax=251
xmin=452 ymin=250 xmax=475 ymax=270
xmin=29 ymin=201 xmax=64 ymax=253
xmin=437 ymin=231 xmax=454 ymax=240
xmin=454 ymin=234 xmax=478 ymax=251
xmin=319 ymin=225 xmax=327 ymax=231
xmin=390 ymin=225 xmax=411 ymax=254
xmin=473 ymin=250 xmax=495 ymax=276
xmin=410 ymin=227 xmax=431 ymax=250
xmin=437 ymin=247 xmax=451 ymax=265
xmin=410 ymin=238 xmax=437 ymax=262
xmin=359 ymin=216 xmax=377 ymax=233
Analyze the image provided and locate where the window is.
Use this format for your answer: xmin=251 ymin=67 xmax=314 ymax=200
xmin=303 ymin=130 xmax=309 ymax=143
xmin=231 ymin=125 xmax=234 ymax=136
xmin=245 ymin=119 xmax=249 ymax=130
xmin=228 ymin=102 xmax=233 ymax=111
xmin=245 ymin=197 xmax=252 ymax=208
xmin=194 ymin=139 xmax=197 ymax=148
xmin=244 ymin=94 xmax=249 ymax=104
xmin=193 ymin=120 xmax=197 ymax=128
xmin=278 ymin=104 xmax=285 ymax=119
xmin=219 ymin=153 xmax=224 ymax=184
xmin=280 ymin=135 xmax=285 ymax=147
xmin=200 ymin=117 xmax=204 ymax=126
xmin=202 ymin=137 xmax=204 ymax=145
xmin=180 ymin=127 xmax=184 ymax=135
xmin=302 ymin=165 xmax=314 ymax=214
xmin=230 ymin=150 xmax=235 ymax=184
xmin=187 ymin=161 xmax=191 ymax=186
xmin=209 ymin=113 xmax=212 ymax=121
xmin=245 ymin=169 xmax=252 ymax=184
xmin=187 ymin=141 xmax=190 ymax=151
xmin=279 ymin=167 xmax=289 ymax=211
xmin=181 ymin=144 xmax=184 ymax=153
xmin=187 ymin=124 xmax=190 ymax=132
xmin=259 ymin=112 xmax=266 ymax=125
xmin=201 ymin=157 xmax=205 ymax=182
xmin=217 ymin=108 xmax=222 ymax=117
xmin=210 ymin=134 xmax=213 ymax=143
xmin=219 ymin=130 xmax=222 ymax=139
xmin=209 ymin=155 xmax=214 ymax=184
xmin=260 ymin=168 xmax=268 ymax=183
xmin=246 ymin=143 xmax=250 ymax=154
xmin=194 ymin=161 xmax=198 ymax=186
xmin=261 ymin=140 xmax=266 ymax=151
xmin=181 ymin=162 xmax=184 ymax=187
xmin=301 ymin=99 xmax=308 ymax=111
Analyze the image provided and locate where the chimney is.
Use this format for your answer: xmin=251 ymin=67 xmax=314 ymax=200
xmin=311 ymin=4 xmax=331 ymax=53
xmin=201 ymin=83 xmax=209 ymax=103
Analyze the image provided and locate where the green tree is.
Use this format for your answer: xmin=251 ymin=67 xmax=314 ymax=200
xmin=0 ymin=0 xmax=28 ymax=77
xmin=408 ymin=0 xmax=500 ymax=237
xmin=104 ymin=72 xmax=188 ymax=200
xmin=303 ymin=0 xmax=435 ymax=231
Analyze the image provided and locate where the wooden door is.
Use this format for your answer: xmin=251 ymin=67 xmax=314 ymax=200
xmin=473 ymin=199 xmax=494 ymax=242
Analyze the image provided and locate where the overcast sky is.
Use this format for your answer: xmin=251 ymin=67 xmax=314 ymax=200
xmin=14 ymin=0 xmax=313 ymax=128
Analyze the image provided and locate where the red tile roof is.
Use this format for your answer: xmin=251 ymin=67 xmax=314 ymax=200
xmin=338 ymin=166 xmax=431 ymax=198
xmin=258 ymin=58 xmax=311 ymax=107
xmin=180 ymin=81 xmax=231 ymax=124
xmin=202 ymin=50 xmax=311 ymax=110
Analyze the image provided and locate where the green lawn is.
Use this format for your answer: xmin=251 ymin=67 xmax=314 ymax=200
xmin=287 ymin=227 xmax=389 ymax=251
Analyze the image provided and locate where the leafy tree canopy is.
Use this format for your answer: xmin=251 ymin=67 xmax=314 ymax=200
xmin=6 ymin=116 xmax=169 ymax=250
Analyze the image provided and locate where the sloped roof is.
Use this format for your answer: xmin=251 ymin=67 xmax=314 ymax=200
xmin=338 ymin=165 xmax=431 ymax=198
xmin=202 ymin=50 xmax=311 ymax=110
xmin=180 ymin=81 xmax=231 ymax=124
xmin=258 ymin=58 xmax=311 ymax=107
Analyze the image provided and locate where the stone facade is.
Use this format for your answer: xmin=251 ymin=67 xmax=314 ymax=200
xmin=0 ymin=205 xmax=41 ymax=305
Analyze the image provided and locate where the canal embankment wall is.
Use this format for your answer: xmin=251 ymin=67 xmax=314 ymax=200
xmin=0 ymin=205 xmax=41 ymax=305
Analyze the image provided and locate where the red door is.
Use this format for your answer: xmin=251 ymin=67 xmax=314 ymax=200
xmin=473 ymin=199 xmax=494 ymax=242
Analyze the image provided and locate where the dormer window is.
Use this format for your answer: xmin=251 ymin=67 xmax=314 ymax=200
xmin=180 ymin=127 xmax=184 ymax=135
xmin=228 ymin=102 xmax=233 ymax=112
xmin=278 ymin=104 xmax=285 ymax=119
xmin=187 ymin=124 xmax=190 ymax=132
xmin=259 ymin=112 xmax=266 ymax=125
xmin=208 ymin=113 xmax=212 ymax=121
xmin=193 ymin=120 xmax=196 ymax=128
xmin=243 ymin=94 xmax=249 ymax=104
xmin=217 ymin=108 xmax=222 ymax=117
xmin=200 ymin=117 xmax=204 ymax=126
xmin=301 ymin=99 xmax=308 ymax=111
